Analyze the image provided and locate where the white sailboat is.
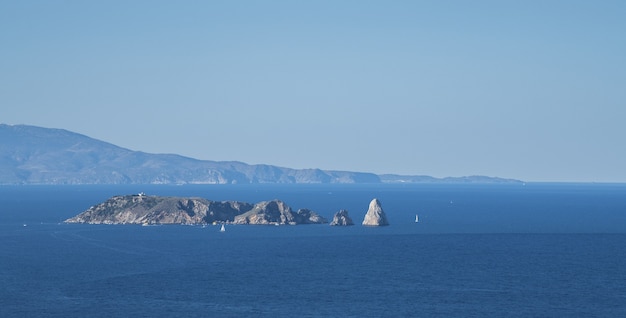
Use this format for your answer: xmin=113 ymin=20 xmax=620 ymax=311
xmin=415 ymin=214 xmax=419 ymax=223
xmin=220 ymin=224 xmax=226 ymax=232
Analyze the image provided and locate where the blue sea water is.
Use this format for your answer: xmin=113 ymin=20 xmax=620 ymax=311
xmin=1 ymin=183 xmax=626 ymax=317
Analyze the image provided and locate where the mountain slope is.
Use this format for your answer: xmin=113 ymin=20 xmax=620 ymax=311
xmin=0 ymin=124 xmax=380 ymax=184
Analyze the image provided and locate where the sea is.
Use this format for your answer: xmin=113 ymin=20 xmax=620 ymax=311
xmin=1 ymin=183 xmax=626 ymax=317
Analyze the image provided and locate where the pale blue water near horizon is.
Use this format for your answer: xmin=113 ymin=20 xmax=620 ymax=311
xmin=1 ymin=183 xmax=626 ymax=317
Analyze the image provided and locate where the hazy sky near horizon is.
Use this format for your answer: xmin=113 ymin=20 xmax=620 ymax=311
xmin=1 ymin=1 xmax=625 ymax=182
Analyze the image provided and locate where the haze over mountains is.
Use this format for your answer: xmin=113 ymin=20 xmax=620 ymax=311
xmin=0 ymin=124 xmax=520 ymax=185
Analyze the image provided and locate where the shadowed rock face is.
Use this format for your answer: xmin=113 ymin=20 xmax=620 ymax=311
xmin=362 ymin=198 xmax=389 ymax=226
xmin=65 ymin=195 xmax=326 ymax=225
xmin=330 ymin=209 xmax=354 ymax=226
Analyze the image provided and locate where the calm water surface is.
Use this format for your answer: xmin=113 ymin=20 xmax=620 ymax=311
xmin=1 ymin=184 xmax=625 ymax=317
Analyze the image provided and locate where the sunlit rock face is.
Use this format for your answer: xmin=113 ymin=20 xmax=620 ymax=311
xmin=362 ymin=198 xmax=389 ymax=226
xmin=64 ymin=195 xmax=255 ymax=225
xmin=232 ymin=200 xmax=327 ymax=225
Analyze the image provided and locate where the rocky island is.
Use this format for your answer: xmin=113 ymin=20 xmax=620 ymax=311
xmin=329 ymin=209 xmax=354 ymax=226
xmin=233 ymin=200 xmax=327 ymax=225
xmin=65 ymin=194 xmax=396 ymax=227
xmin=362 ymin=198 xmax=389 ymax=226
xmin=65 ymin=194 xmax=327 ymax=225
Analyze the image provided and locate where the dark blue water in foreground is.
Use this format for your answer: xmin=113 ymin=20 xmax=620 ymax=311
xmin=1 ymin=183 xmax=626 ymax=317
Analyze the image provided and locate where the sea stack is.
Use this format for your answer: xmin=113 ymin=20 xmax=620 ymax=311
xmin=362 ymin=198 xmax=389 ymax=226
xmin=330 ymin=209 xmax=354 ymax=226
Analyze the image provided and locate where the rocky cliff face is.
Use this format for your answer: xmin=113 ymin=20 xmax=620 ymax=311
xmin=232 ymin=200 xmax=327 ymax=225
xmin=329 ymin=209 xmax=354 ymax=226
xmin=65 ymin=195 xmax=326 ymax=225
xmin=362 ymin=198 xmax=389 ymax=226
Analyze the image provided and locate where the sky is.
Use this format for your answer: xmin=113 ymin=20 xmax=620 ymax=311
xmin=1 ymin=1 xmax=625 ymax=182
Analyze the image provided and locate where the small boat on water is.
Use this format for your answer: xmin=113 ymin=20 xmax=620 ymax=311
xmin=415 ymin=214 xmax=419 ymax=223
xmin=220 ymin=224 xmax=226 ymax=232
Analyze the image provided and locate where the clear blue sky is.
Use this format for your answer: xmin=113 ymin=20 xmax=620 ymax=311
xmin=1 ymin=1 xmax=625 ymax=182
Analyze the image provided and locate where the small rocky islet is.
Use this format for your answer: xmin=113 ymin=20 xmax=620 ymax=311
xmin=329 ymin=209 xmax=354 ymax=226
xmin=65 ymin=194 xmax=389 ymax=226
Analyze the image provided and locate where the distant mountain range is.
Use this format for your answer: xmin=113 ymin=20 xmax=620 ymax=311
xmin=0 ymin=124 xmax=522 ymax=185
